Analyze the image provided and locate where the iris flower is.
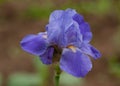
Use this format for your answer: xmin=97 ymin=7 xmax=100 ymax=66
xmin=20 ymin=9 xmax=101 ymax=77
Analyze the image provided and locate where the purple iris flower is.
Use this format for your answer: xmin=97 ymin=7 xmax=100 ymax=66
xmin=20 ymin=8 xmax=101 ymax=77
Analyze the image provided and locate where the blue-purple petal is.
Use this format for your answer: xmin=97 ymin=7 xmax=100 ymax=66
xmin=73 ymin=13 xmax=84 ymax=24
xmin=81 ymin=44 xmax=101 ymax=59
xmin=49 ymin=10 xmax=64 ymax=22
xmin=65 ymin=22 xmax=82 ymax=47
xmin=60 ymin=48 xmax=92 ymax=77
xmin=79 ymin=22 xmax=92 ymax=43
xmin=20 ymin=33 xmax=48 ymax=56
xmin=39 ymin=47 xmax=54 ymax=65
xmin=65 ymin=8 xmax=77 ymax=17
xmin=47 ymin=9 xmax=81 ymax=47
xmin=47 ymin=21 xmax=62 ymax=45
xmin=49 ymin=9 xmax=76 ymax=22
xmin=62 ymin=9 xmax=76 ymax=30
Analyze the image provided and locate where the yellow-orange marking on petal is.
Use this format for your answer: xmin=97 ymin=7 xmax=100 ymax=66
xmin=67 ymin=45 xmax=77 ymax=53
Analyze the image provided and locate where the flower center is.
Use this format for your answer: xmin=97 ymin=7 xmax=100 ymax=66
xmin=52 ymin=45 xmax=62 ymax=63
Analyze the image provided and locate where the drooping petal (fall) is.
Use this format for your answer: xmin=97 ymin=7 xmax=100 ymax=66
xmin=60 ymin=48 xmax=92 ymax=77
xmin=81 ymin=44 xmax=101 ymax=59
xmin=20 ymin=33 xmax=48 ymax=56
xmin=39 ymin=47 xmax=54 ymax=65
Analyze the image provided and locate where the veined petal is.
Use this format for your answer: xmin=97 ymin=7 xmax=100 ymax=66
xmin=60 ymin=48 xmax=92 ymax=77
xmin=81 ymin=44 xmax=101 ymax=59
xmin=20 ymin=33 xmax=48 ymax=56
xmin=39 ymin=47 xmax=54 ymax=65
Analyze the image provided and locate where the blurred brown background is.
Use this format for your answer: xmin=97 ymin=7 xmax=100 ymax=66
xmin=0 ymin=0 xmax=120 ymax=86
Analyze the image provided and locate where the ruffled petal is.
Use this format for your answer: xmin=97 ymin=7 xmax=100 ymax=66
xmin=49 ymin=10 xmax=64 ymax=22
xmin=60 ymin=48 xmax=92 ymax=77
xmin=65 ymin=22 xmax=82 ymax=47
xmin=49 ymin=8 xmax=76 ymax=22
xmin=65 ymin=8 xmax=77 ymax=17
xmin=62 ymin=9 xmax=77 ymax=30
xmin=47 ymin=9 xmax=79 ymax=47
xmin=73 ymin=13 xmax=84 ymax=25
xmin=39 ymin=47 xmax=54 ymax=65
xmin=72 ymin=13 xmax=92 ymax=43
xmin=79 ymin=22 xmax=92 ymax=43
xmin=81 ymin=44 xmax=101 ymax=59
xmin=20 ymin=33 xmax=48 ymax=56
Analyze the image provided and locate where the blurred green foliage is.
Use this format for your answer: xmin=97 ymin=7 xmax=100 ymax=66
xmin=61 ymin=0 xmax=111 ymax=16
xmin=7 ymin=73 xmax=40 ymax=86
xmin=7 ymin=57 xmax=49 ymax=86
xmin=114 ymin=0 xmax=120 ymax=20
xmin=0 ymin=0 xmax=6 ymax=4
xmin=24 ymin=5 xmax=52 ymax=20
xmin=0 ymin=73 xmax=2 ymax=86
xmin=34 ymin=57 xmax=49 ymax=85
xmin=94 ymin=0 xmax=111 ymax=15
xmin=22 ymin=0 xmax=113 ymax=20
xmin=1 ymin=0 xmax=120 ymax=21
xmin=108 ymin=57 xmax=120 ymax=78
xmin=113 ymin=27 xmax=120 ymax=51
xmin=60 ymin=73 xmax=83 ymax=86
xmin=23 ymin=0 xmax=53 ymax=20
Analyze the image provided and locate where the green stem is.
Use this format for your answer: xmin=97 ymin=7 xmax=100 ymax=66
xmin=55 ymin=65 xmax=61 ymax=86
xmin=55 ymin=74 xmax=60 ymax=86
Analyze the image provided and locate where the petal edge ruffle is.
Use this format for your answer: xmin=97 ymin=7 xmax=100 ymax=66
xmin=81 ymin=44 xmax=101 ymax=59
